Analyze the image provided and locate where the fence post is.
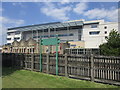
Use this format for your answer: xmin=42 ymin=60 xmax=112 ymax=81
xmin=65 ymin=53 xmax=68 ymax=77
xmin=31 ymin=54 xmax=34 ymax=71
xmin=46 ymin=53 xmax=49 ymax=74
xmin=20 ymin=54 xmax=23 ymax=69
xmin=11 ymin=53 xmax=14 ymax=68
xmin=25 ymin=54 xmax=27 ymax=69
xmin=90 ymin=54 xmax=94 ymax=81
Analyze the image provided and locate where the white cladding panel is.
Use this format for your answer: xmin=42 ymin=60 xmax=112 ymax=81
xmin=7 ymin=31 xmax=22 ymax=44
xmin=82 ymin=22 xmax=118 ymax=48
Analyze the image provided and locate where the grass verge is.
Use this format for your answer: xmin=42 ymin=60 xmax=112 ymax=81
xmin=2 ymin=67 xmax=119 ymax=88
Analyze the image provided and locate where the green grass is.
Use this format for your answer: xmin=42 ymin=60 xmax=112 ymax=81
xmin=2 ymin=67 xmax=119 ymax=88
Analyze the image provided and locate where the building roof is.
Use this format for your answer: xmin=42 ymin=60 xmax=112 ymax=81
xmin=7 ymin=19 xmax=117 ymax=32
xmin=7 ymin=20 xmax=83 ymax=32
xmin=8 ymin=22 xmax=61 ymax=30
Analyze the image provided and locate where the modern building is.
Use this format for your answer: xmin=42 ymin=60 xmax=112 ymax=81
xmin=7 ymin=19 xmax=119 ymax=48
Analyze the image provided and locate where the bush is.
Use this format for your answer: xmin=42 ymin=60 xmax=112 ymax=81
xmin=99 ymin=29 xmax=120 ymax=56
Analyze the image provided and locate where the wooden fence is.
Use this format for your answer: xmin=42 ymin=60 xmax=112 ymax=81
xmin=2 ymin=53 xmax=120 ymax=85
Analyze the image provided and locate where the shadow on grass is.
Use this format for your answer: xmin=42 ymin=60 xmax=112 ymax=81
xmin=2 ymin=67 xmax=20 ymax=77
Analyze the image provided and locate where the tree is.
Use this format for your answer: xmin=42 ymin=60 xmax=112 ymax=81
xmin=99 ymin=29 xmax=120 ymax=56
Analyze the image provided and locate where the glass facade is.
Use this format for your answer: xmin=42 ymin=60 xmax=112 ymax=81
xmin=33 ymin=33 xmax=74 ymax=38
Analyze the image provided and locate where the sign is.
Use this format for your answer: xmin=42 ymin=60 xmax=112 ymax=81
xmin=41 ymin=38 xmax=60 ymax=45
xmin=40 ymin=36 xmax=60 ymax=75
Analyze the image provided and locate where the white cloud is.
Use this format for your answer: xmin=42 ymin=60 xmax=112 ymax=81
xmin=84 ymin=7 xmax=118 ymax=21
xmin=60 ymin=0 xmax=70 ymax=4
xmin=0 ymin=8 xmax=3 ymax=12
xmin=73 ymin=2 xmax=88 ymax=14
xmin=0 ymin=16 xmax=25 ymax=45
xmin=40 ymin=2 xmax=118 ymax=22
xmin=72 ymin=2 xmax=118 ymax=22
xmin=0 ymin=26 xmax=7 ymax=45
xmin=0 ymin=16 xmax=25 ymax=27
xmin=12 ymin=2 xmax=25 ymax=8
xmin=40 ymin=2 xmax=72 ymax=21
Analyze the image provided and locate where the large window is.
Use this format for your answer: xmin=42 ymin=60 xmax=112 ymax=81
xmin=89 ymin=31 xmax=100 ymax=35
xmin=33 ymin=33 xmax=74 ymax=38
xmin=7 ymin=43 xmax=11 ymax=45
xmin=15 ymin=31 xmax=20 ymax=35
xmin=7 ymin=33 xmax=11 ymax=35
xmin=91 ymin=24 xmax=98 ymax=28
xmin=14 ymin=37 xmax=20 ymax=40
xmin=69 ymin=33 xmax=74 ymax=36
xmin=7 ymin=32 xmax=14 ymax=35
xmin=7 ymin=38 xmax=11 ymax=40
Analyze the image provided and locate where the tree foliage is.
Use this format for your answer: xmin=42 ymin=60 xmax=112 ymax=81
xmin=99 ymin=29 xmax=120 ymax=56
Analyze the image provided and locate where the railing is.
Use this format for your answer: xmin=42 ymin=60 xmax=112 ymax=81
xmin=2 ymin=53 xmax=120 ymax=85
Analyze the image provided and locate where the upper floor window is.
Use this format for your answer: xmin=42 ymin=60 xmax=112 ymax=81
xmin=7 ymin=38 xmax=11 ymax=40
xmin=33 ymin=33 xmax=74 ymax=38
xmin=14 ymin=37 xmax=20 ymax=40
xmin=50 ymin=35 xmax=55 ymax=37
xmin=7 ymin=32 xmax=14 ymax=35
xmin=105 ymin=31 xmax=107 ymax=34
xmin=15 ymin=31 xmax=20 ymax=35
xmin=105 ymin=36 xmax=108 ymax=39
xmin=7 ymin=33 xmax=11 ymax=35
xmin=91 ymin=24 xmax=98 ymax=28
xmin=104 ymin=26 xmax=107 ymax=29
xmin=89 ymin=31 xmax=100 ymax=35
xmin=44 ymin=35 xmax=48 ymax=38
xmin=7 ymin=43 xmax=11 ymax=45
xmin=69 ymin=33 xmax=74 ymax=36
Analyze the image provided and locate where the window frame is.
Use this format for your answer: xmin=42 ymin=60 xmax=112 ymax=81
xmin=89 ymin=31 xmax=100 ymax=35
xmin=91 ymin=24 xmax=98 ymax=28
xmin=7 ymin=38 xmax=11 ymax=40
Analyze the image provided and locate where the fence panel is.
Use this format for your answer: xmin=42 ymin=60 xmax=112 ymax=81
xmin=24 ymin=54 xmax=32 ymax=70
xmin=58 ymin=54 xmax=65 ymax=76
xmin=42 ymin=54 xmax=47 ymax=73
xmin=34 ymin=54 xmax=40 ymax=71
xmin=67 ymin=54 xmax=91 ymax=80
xmin=2 ymin=53 xmax=120 ymax=85
xmin=94 ymin=56 xmax=120 ymax=83
xmin=49 ymin=54 xmax=56 ymax=75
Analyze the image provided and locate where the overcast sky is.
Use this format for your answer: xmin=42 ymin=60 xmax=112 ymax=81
xmin=0 ymin=1 xmax=119 ymax=45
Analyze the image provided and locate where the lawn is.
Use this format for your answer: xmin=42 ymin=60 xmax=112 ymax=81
xmin=2 ymin=67 xmax=119 ymax=88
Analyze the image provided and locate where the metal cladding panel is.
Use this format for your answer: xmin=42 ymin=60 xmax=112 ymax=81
xmin=76 ymin=21 xmax=83 ymax=26
xmin=62 ymin=23 xmax=69 ymax=27
xmin=50 ymin=25 xmax=58 ymax=28
xmin=63 ymin=21 xmax=83 ymax=27
xmin=69 ymin=22 xmax=76 ymax=26
xmin=7 ymin=21 xmax=83 ymax=32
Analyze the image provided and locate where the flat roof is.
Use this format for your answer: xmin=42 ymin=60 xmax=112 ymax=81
xmin=8 ymin=22 xmax=61 ymax=30
xmin=8 ymin=21 xmax=83 ymax=32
